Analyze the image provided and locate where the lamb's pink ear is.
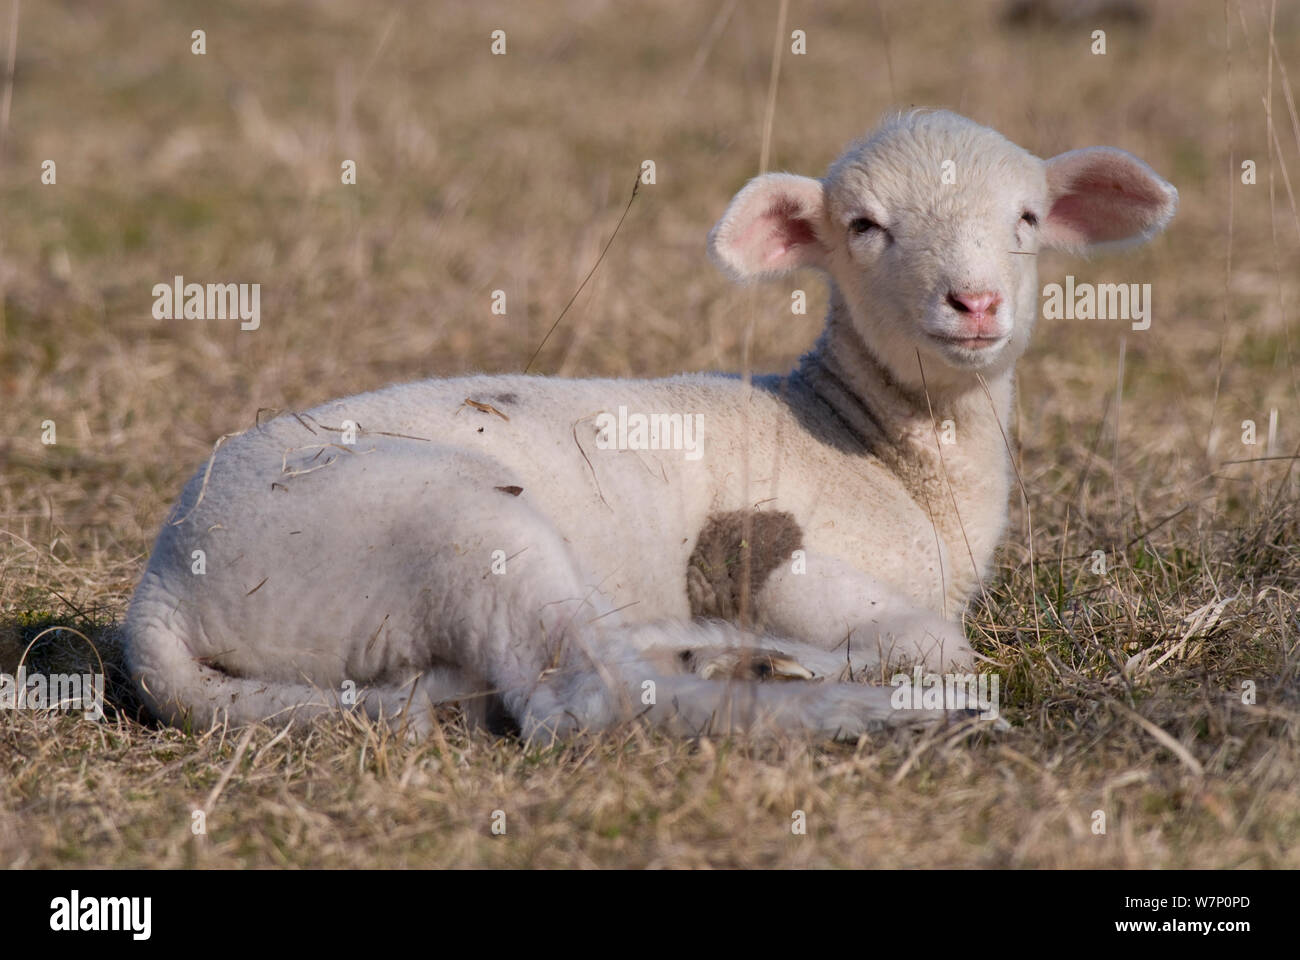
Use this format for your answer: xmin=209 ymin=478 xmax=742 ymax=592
xmin=707 ymin=173 xmax=828 ymax=281
xmin=1041 ymin=147 xmax=1178 ymax=254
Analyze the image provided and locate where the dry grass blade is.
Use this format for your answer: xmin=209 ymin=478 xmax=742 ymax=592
xmin=1109 ymin=701 xmax=1205 ymax=778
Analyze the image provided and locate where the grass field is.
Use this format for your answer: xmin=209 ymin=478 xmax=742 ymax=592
xmin=2 ymin=0 xmax=1299 ymax=868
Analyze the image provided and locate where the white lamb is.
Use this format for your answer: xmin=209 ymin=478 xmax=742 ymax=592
xmin=123 ymin=110 xmax=1176 ymax=740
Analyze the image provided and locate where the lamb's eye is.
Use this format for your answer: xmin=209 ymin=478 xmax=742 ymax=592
xmin=849 ymin=217 xmax=881 ymax=235
xmin=1020 ymin=211 xmax=1039 ymax=227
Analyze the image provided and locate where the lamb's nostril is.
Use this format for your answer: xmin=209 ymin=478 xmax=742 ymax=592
xmin=947 ymin=290 xmax=1001 ymax=316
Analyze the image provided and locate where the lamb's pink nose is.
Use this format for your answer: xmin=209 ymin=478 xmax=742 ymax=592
xmin=947 ymin=290 xmax=1001 ymax=318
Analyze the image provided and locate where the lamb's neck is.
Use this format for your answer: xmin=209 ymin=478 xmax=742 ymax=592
xmin=794 ymin=297 xmax=1016 ymax=604
xmin=796 ymin=307 xmax=1013 ymax=447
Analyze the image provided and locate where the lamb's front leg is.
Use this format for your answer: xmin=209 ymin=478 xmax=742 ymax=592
xmin=757 ymin=550 xmax=973 ymax=676
xmin=523 ymin=650 xmax=974 ymax=742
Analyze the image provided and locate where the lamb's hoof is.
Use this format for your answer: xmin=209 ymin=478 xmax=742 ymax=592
xmin=683 ymin=648 xmax=816 ymax=682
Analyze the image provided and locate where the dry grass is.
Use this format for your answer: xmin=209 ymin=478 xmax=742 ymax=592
xmin=2 ymin=0 xmax=1299 ymax=867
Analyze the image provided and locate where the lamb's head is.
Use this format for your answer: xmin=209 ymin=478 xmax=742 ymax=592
xmin=708 ymin=110 xmax=1177 ymax=393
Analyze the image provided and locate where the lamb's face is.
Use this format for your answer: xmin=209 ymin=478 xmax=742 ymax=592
xmin=822 ymin=115 xmax=1047 ymax=382
xmin=707 ymin=109 xmax=1177 ymax=396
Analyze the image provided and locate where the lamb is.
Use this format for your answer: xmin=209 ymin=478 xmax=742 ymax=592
xmin=123 ymin=109 xmax=1177 ymax=741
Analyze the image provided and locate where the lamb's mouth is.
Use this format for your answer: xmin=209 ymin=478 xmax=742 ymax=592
xmin=927 ymin=332 xmax=1008 ymax=351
